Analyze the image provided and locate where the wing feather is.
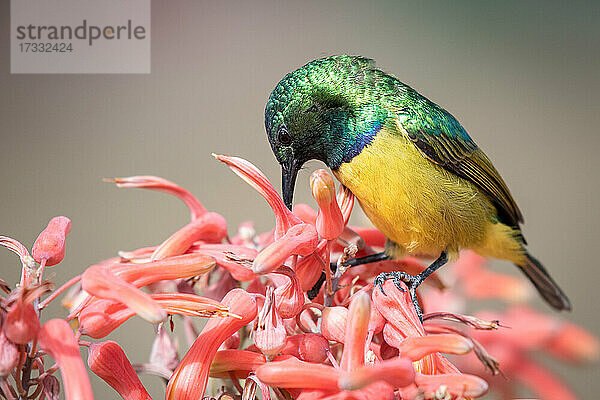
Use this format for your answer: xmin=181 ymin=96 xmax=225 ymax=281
xmin=393 ymin=102 xmax=523 ymax=228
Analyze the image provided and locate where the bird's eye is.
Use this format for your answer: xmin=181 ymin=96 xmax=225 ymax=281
xmin=278 ymin=125 xmax=292 ymax=145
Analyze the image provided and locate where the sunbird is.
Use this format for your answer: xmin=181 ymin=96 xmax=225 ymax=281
xmin=264 ymin=55 xmax=570 ymax=314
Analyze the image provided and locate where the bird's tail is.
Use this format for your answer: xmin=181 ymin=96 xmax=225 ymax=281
xmin=516 ymin=252 xmax=571 ymax=311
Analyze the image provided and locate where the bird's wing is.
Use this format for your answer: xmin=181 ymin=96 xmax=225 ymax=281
xmin=393 ymin=100 xmax=523 ymax=228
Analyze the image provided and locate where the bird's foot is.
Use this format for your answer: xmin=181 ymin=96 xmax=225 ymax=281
xmin=374 ymin=271 xmax=423 ymax=321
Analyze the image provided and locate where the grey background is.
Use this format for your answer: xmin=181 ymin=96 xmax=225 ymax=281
xmin=1 ymin=1 xmax=598 ymax=398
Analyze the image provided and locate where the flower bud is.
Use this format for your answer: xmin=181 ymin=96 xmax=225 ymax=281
xmin=32 ymin=216 xmax=71 ymax=267
xmin=310 ymin=170 xmax=344 ymax=240
xmin=281 ymin=334 xmax=330 ymax=363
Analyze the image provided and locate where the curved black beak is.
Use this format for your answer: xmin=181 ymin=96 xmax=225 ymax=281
xmin=282 ymin=159 xmax=299 ymax=210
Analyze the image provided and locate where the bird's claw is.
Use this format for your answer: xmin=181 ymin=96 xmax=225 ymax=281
xmin=374 ymin=271 xmax=414 ymax=294
xmin=374 ymin=271 xmax=423 ymax=322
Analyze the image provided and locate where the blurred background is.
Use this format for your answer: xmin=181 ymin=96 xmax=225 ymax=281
xmin=1 ymin=0 xmax=598 ymax=398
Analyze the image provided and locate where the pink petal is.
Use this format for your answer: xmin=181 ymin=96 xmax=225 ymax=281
xmin=215 ymin=154 xmax=302 ymax=239
xmin=336 ymin=185 xmax=354 ymax=226
xmin=512 ymin=357 xmax=577 ymax=400
xmin=0 ymin=329 xmax=18 ymax=376
xmin=256 ymin=356 xmax=341 ymax=390
xmin=88 ymin=340 xmax=152 ymax=400
xmin=38 ymin=319 xmax=94 ymax=400
xmin=398 ymin=334 xmax=473 ymax=361
xmin=372 ymin=280 xmax=424 ymax=338
xmin=166 ymin=289 xmax=257 ymax=399
xmin=107 ymin=175 xmax=207 ymax=220
xmin=253 ymin=223 xmax=319 ymax=274
xmin=338 ymin=357 xmax=415 ymax=390
xmin=415 ymin=372 xmax=488 ymax=398
xmin=114 ymin=253 xmax=216 ymax=287
xmin=310 ymin=169 xmax=344 ymax=240
xmin=4 ymin=300 xmax=40 ymax=344
xmin=268 ymin=266 xmax=304 ymax=319
xmin=341 ymin=291 xmax=370 ymax=372
xmin=321 ymin=306 xmax=348 ymax=343
xmin=151 ymin=212 xmax=227 ymax=261
xmin=79 ymin=293 xmax=230 ymax=338
xmin=191 ymin=244 xmax=256 ymax=281
xmin=209 ymin=349 xmax=266 ymax=379
xmin=254 ymin=287 xmax=287 ymax=357
xmin=82 ymin=264 xmax=166 ymax=324
xmin=547 ymin=322 xmax=600 ymax=364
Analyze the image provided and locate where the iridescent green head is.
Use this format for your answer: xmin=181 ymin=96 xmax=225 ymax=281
xmin=265 ymin=55 xmax=394 ymax=208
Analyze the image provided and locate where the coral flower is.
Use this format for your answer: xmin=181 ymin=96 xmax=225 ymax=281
xmin=106 ymin=175 xmax=207 ymax=220
xmin=215 ymin=154 xmax=302 ymax=239
xmin=81 ymin=264 xmax=166 ymax=324
xmin=38 ymin=319 xmax=94 ymax=400
xmin=151 ymin=212 xmax=227 ymax=261
xmin=253 ymin=223 xmax=319 ymax=274
xmin=166 ymin=288 xmax=258 ymax=399
xmin=32 ymin=216 xmax=71 ymax=268
xmin=88 ymin=340 xmax=152 ymax=400
xmin=310 ymin=169 xmax=344 ymax=240
xmin=78 ymin=293 xmax=231 ymax=338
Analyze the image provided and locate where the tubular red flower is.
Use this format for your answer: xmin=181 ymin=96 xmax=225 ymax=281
xmin=337 ymin=357 xmax=415 ymax=391
xmin=398 ymin=334 xmax=473 ymax=361
xmin=82 ymin=264 xmax=166 ymax=324
xmin=151 ymin=212 xmax=227 ymax=261
xmin=253 ymin=224 xmax=319 ymax=274
xmin=79 ymin=293 xmax=230 ymax=338
xmin=209 ymin=349 xmax=266 ymax=379
xmin=295 ymin=240 xmax=329 ymax=291
xmin=38 ymin=319 xmax=94 ymax=400
xmin=310 ymin=170 xmax=344 ymax=240
xmin=341 ymin=291 xmax=370 ymax=372
xmin=256 ymin=356 xmax=341 ymax=390
xmin=113 ymin=253 xmax=216 ymax=287
xmin=190 ymin=244 xmax=256 ymax=281
xmin=547 ymin=322 xmax=600 ymax=363
xmin=512 ymin=356 xmax=577 ymax=400
xmin=372 ymin=280 xmax=424 ymax=338
xmin=415 ymin=372 xmax=488 ymax=398
xmin=215 ymin=154 xmax=302 ymax=239
xmin=32 ymin=216 xmax=71 ymax=267
xmin=166 ymin=288 xmax=257 ymax=399
xmin=293 ymin=203 xmax=317 ymax=225
xmin=106 ymin=175 xmax=207 ymax=220
xmin=88 ymin=340 xmax=152 ymax=400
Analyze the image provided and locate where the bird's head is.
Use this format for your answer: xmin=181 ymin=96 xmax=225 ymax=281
xmin=265 ymin=55 xmax=391 ymax=209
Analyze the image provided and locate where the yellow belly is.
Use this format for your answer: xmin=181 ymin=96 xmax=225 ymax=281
xmin=333 ymin=131 xmax=496 ymax=259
